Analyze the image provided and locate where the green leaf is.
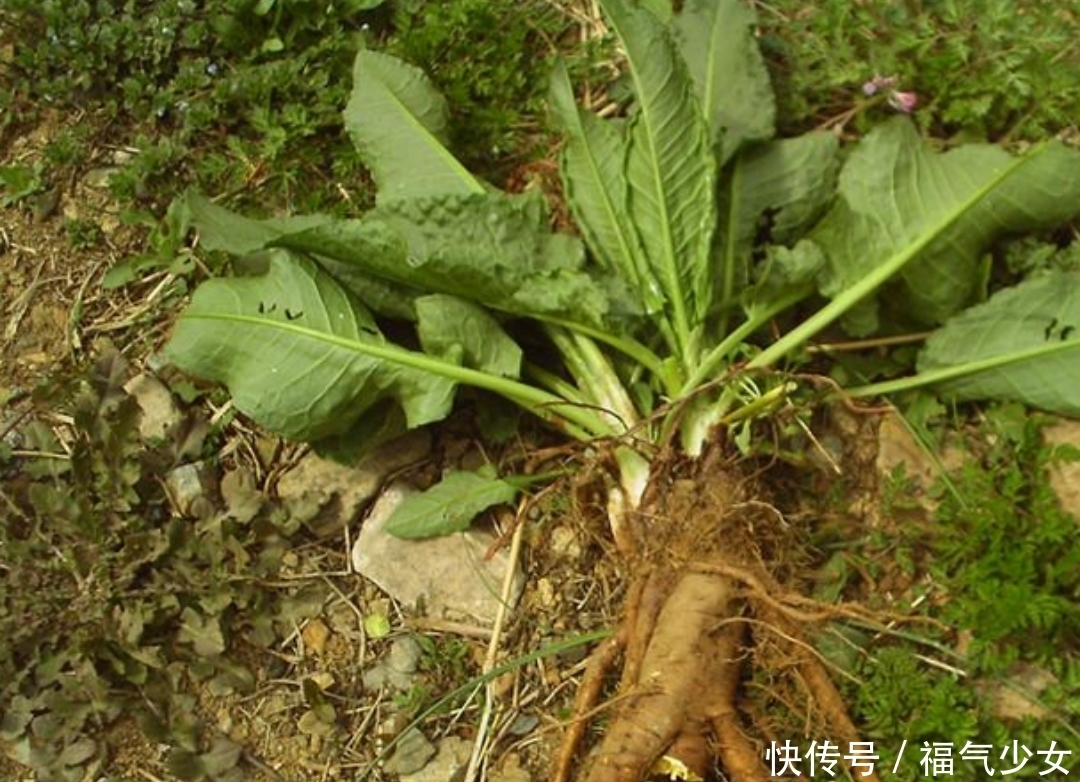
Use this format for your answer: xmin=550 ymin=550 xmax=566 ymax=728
xmin=312 ymin=400 xmax=408 ymax=464
xmin=273 ymin=192 xmax=619 ymax=329
xmin=814 ymin=118 xmax=1080 ymax=333
xmin=599 ymin=0 xmax=716 ymax=352
xmin=754 ymin=121 xmax=1080 ymax=368
xmin=638 ymin=0 xmax=672 ymax=23
xmin=178 ymin=608 xmax=226 ymax=657
xmin=674 ymin=0 xmax=776 ymax=165
xmin=549 ymin=59 xmax=656 ymax=310
xmin=185 ymin=191 xmax=419 ymax=319
xmin=363 ymin=613 xmax=391 ymax=638
xmin=344 ymin=50 xmax=483 ymax=203
xmin=416 ymin=295 xmax=522 ymax=377
xmin=0 ymin=164 xmax=43 ymax=206
xmin=166 ymin=251 xmax=457 ymax=441
xmin=200 ymin=738 xmax=242 ymax=777
xmin=385 ymin=468 xmax=520 ymax=539
xmin=916 ymin=271 xmax=1080 ymax=417
xmin=184 ymin=191 xmax=333 ymax=256
xmin=753 ymin=241 xmax=826 ymax=302
xmin=716 ymin=132 xmax=838 ymax=316
xmin=167 ymin=251 xmax=611 ymax=442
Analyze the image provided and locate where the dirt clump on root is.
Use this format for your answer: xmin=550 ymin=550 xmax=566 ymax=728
xmin=553 ymin=447 xmax=883 ymax=782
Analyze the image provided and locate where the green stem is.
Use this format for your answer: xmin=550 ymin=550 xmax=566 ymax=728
xmin=534 ymin=313 xmax=671 ymax=390
xmin=715 ymin=157 xmax=746 ymax=341
xmin=845 ymin=340 xmax=1075 ymax=399
xmin=524 ymin=361 xmax=589 ymax=405
xmin=545 ymin=326 xmax=641 ymax=433
xmin=681 ymin=288 xmax=809 ymax=395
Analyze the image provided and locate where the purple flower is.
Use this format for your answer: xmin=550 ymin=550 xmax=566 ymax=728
xmin=862 ymin=74 xmax=897 ymax=96
xmin=888 ymin=90 xmax=919 ymax=114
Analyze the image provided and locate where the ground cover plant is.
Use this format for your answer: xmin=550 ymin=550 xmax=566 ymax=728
xmin=163 ymin=0 xmax=1080 ymax=778
xmin=758 ymin=0 xmax=1080 ymax=143
xmin=840 ymin=405 xmax=1080 ymax=782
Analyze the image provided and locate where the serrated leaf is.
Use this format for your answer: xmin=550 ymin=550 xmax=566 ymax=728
xmin=600 ymin=0 xmax=716 ymax=341
xmin=273 ymin=192 xmax=618 ymax=329
xmin=345 ymin=50 xmax=483 ymax=203
xmin=178 ymin=608 xmax=226 ymax=657
xmin=184 ymin=191 xmax=333 ymax=256
xmin=549 ymin=58 xmax=657 ymax=312
xmin=385 ymin=469 xmax=520 ymax=539
xmin=917 ymin=271 xmax=1080 ymax=416
xmin=57 ymin=738 xmax=97 ymax=767
xmin=166 ymin=251 xmax=457 ymax=441
xmin=167 ymin=750 xmax=203 ymax=781
xmin=201 ymin=738 xmax=243 ymax=777
xmin=185 ymin=192 xmax=418 ymax=320
xmin=674 ymin=0 xmax=776 ymax=165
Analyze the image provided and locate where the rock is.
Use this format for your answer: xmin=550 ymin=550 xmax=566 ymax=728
xmin=874 ymin=412 xmax=964 ymax=520
xmin=220 ymin=467 xmax=263 ymax=523
xmin=277 ymin=431 xmax=430 ymax=538
xmin=362 ymin=636 xmax=421 ymax=692
xmin=981 ymin=662 xmax=1057 ymax=721
xmin=397 ymin=736 xmax=470 ymax=782
xmin=384 ymin=728 xmax=437 ymax=776
xmin=164 ymin=462 xmax=216 ymax=518
xmin=490 ymin=753 xmax=532 ymax=782
xmin=301 ymin=618 xmax=331 ymax=656
xmin=297 ymin=710 xmax=335 ymax=737
xmin=875 ymin=413 xmax=939 ymax=497
xmin=123 ymin=373 xmax=181 ymax=442
xmin=548 ymin=525 xmax=581 ymax=561
xmin=352 ymin=482 xmax=524 ymax=626
xmin=83 ymin=167 xmax=120 ymax=189
xmin=1043 ymin=418 xmax=1080 ymax=524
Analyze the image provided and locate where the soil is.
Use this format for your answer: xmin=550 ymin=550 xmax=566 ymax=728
xmin=1 ymin=111 xmax=154 ymax=395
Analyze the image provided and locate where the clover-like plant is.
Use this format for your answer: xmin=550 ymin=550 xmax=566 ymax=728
xmin=166 ymin=0 xmax=1080 ymax=777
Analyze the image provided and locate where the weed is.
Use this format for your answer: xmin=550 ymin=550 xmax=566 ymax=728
xmin=841 ymin=406 xmax=1080 ymax=780
xmin=415 ymin=634 xmax=476 ymax=689
xmin=760 ymin=0 xmax=1080 ymax=141
xmin=0 ymin=163 xmax=43 ymax=207
xmin=63 ymin=217 xmax=104 ymax=251
xmin=386 ymin=0 xmax=572 ymax=176
xmin=0 ymin=354 xmax=323 ymax=780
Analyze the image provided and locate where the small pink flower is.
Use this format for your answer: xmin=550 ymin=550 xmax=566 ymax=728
xmin=888 ymin=90 xmax=919 ymax=114
xmin=862 ymin=74 xmax=897 ymax=96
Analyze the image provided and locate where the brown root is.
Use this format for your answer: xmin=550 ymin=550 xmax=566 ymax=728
xmin=551 ymin=450 xmax=881 ymax=782
xmin=582 ymin=570 xmax=742 ymax=782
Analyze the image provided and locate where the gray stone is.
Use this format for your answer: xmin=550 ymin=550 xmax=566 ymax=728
xmin=384 ymin=728 xmax=436 ymax=776
xmin=397 ymin=737 xmax=470 ymax=782
xmin=277 ymin=430 xmax=430 ymax=538
xmin=123 ymin=373 xmax=181 ymax=442
xmin=362 ymin=636 xmax=421 ymax=692
xmin=352 ymin=482 xmax=523 ymax=626
xmin=164 ymin=462 xmax=216 ymax=518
